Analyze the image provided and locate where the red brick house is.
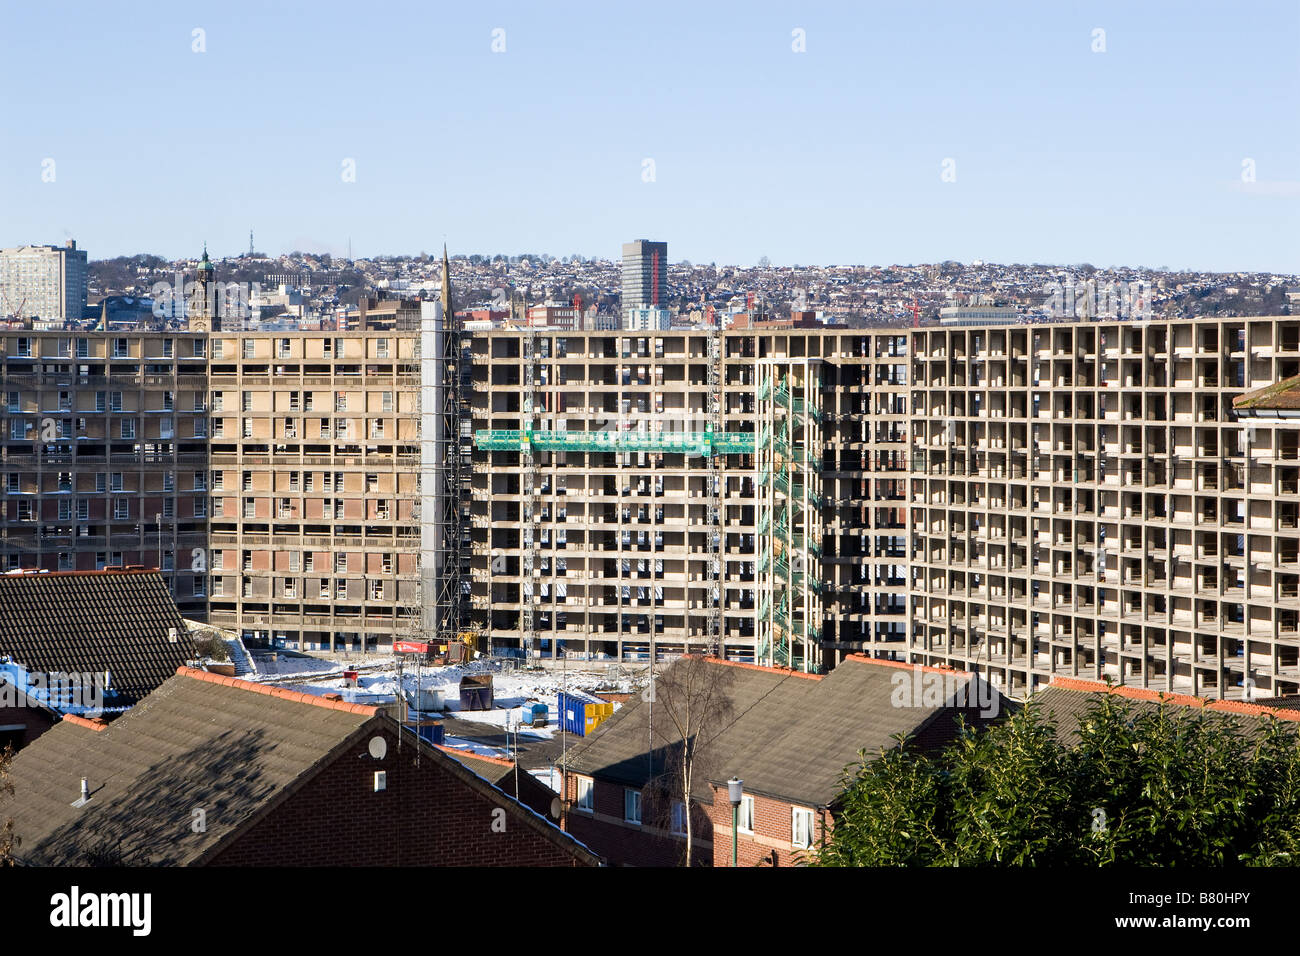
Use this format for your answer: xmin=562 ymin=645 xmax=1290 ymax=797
xmin=562 ymin=654 xmax=1006 ymax=867
xmin=1 ymin=667 xmax=600 ymax=866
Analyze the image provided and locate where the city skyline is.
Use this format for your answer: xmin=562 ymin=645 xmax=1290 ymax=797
xmin=0 ymin=0 xmax=1295 ymax=272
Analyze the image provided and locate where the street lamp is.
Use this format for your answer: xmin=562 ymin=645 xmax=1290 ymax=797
xmin=727 ymin=777 xmax=744 ymax=868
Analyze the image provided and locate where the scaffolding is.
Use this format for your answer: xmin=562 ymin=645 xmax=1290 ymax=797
xmin=755 ymin=365 xmax=824 ymax=672
xmin=706 ymin=316 xmax=723 ymax=656
xmin=520 ymin=300 xmax=541 ymax=659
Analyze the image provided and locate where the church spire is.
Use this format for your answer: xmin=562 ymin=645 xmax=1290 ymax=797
xmin=440 ymin=244 xmax=453 ymax=317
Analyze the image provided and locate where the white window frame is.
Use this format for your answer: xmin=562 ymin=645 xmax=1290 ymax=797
xmin=671 ymin=800 xmax=687 ymax=836
xmin=624 ymin=788 xmax=642 ymax=826
xmin=576 ymin=775 xmax=594 ymax=812
xmin=739 ymin=795 xmax=755 ymax=833
xmin=791 ymin=806 xmax=814 ymax=849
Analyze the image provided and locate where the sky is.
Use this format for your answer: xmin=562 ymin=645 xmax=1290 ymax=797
xmin=0 ymin=0 xmax=1296 ymax=272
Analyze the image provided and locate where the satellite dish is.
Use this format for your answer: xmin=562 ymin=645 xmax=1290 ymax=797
xmin=368 ymin=736 xmax=388 ymax=760
xmin=550 ymin=797 xmax=562 ymax=820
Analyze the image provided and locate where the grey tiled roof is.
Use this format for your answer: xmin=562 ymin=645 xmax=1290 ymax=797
xmin=2 ymin=670 xmax=376 ymax=865
xmin=0 ymin=570 xmax=194 ymax=706
xmin=565 ymin=657 xmax=997 ymax=809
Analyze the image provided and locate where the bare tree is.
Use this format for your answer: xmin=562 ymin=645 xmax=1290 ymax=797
xmin=647 ymin=656 xmax=735 ymax=866
xmin=0 ymin=745 xmax=17 ymax=866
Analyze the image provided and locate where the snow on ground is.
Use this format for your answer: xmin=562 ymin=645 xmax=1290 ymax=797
xmin=268 ymin=659 xmax=644 ymax=737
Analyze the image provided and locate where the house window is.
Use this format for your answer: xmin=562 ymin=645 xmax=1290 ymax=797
xmin=76 ymin=499 xmax=88 ymax=521
xmin=335 ymin=579 xmax=347 ymax=600
xmin=304 ymin=392 xmax=314 ymax=412
xmin=381 ymin=553 xmax=393 ymax=573
xmin=671 ymin=801 xmax=687 ymax=836
xmin=212 ymin=339 xmax=224 ymax=359
xmin=335 ymin=391 xmax=347 ymax=412
xmin=162 ymin=338 xmax=173 ymax=358
xmin=624 ymin=788 xmax=642 ymax=825
xmin=114 ymin=498 xmax=130 ymax=520
xmin=241 ymin=391 xmax=253 ymax=412
xmin=243 ymin=498 xmax=255 ymax=518
xmin=112 ymin=338 xmax=128 ymax=358
xmin=212 ymin=551 xmax=224 ymax=571
xmin=369 ymin=419 xmax=385 ymax=439
xmin=289 ymin=391 xmax=300 ymax=411
xmin=242 ymin=418 xmax=253 ymax=438
xmin=242 ymin=340 xmax=255 ymax=359
xmin=110 ymin=472 xmax=124 ymax=492
xmin=791 ymin=807 xmax=815 ymax=849
xmin=211 ymin=419 xmax=224 ymax=438
xmin=95 ymin=391 xmax=105 ymax=413
xmin=284 ymin=578 xmax=297 ymax=599
xmin=76 ymin=337 xmax=89 ymax=358
xmin=95 ymin=473 xmax=107 ymax=493
xmin=194 ymin=497 xmax=207 ymax=518
xmin=192 ymin=338 xmax=206 ymax=358
xmin=376 ymin=338 xmax=389 ymax=358
xmin=120 ymin=419 xmax=135 ymax=439
xmin=110 ymin=391 xmax=123 ymax=412
xmin=212 ymin=577 xmax=224 ymax=596
xmin=58 ymin=499 xmax=72 ymax=521
xmin=739 ymin=796 xmax=755 ymax=833
xmin=192 ymin=576 xmax=206 ymax=597
xmin=192 ymin=393 xmax=206 ymax=412
xmin=382 ymin=391 xmax=393 ymax=412
xmin=575 ymin=775 xmax=594 ymax=812
xmin=15 ymin=337 xmax=31 ymax=358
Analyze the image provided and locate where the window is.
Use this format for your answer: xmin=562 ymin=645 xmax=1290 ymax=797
xmin=95 ymin=473 xmax=106 ymax=493
xmin=334 ymin=338 xmax=345 ymax=358
xmin=381 ymin=553 xmax=393 ymax=573
xmin=242 ymin=470 xmax=253 ymax=491
xmin=163 ymin=471 xmax=174 ymax=492
xmin=56 ymin=338 xmax=71 ymax=358
xmin=370 ymin=581 xmax=383 ymax=600
xmin=76 ymin=337 xmax=89 ymax=358
xmin=284 ymin=418 xmax=296 ymax=438
xmin=304 ymin=552 xmax=314 ymax=572
xmin=739 ymin=796 xmax=755 ymax=833
xmin=382 ymin=391 xmax=393 ymax=412
xmin=303 ymin=392 xmax=314 ymax=412
xmin=576 ymin=775 xmax=594 ymax=812
xmin=289 ymin=552 xmax=300 ymax=572
xmin=241 ymin=391 xmax=253 ymax=412
xmin=7 ymin=419 xmax=28 ymax=441
xmin=624 ymin=788 xmax=642 ymax=825
xmin=193 ymin=418 xmax=207 ymax=438
xmin=335 ymin=391 xmax=347 ymax=412
xmin=335 ymin=579 xmax=347 ymax=600
xmin=194 ymin=497 xmax=207 ymax=518
xmin=211 ymin=339 xmax=224 ymax=359
xmin=212 ymin=577 xmax=224 ymax=596
xmin=335 ymin=552 xmax=347 ymax=573
xmin=113 ymin=498 xmax=130 ymax=520
xmin=120 ymin=419 xmax=135 ymax=439
xmin=320 ymin=579 xmax=331 ymax=598
xmin=162 ymin=338 xmax=173 ymax=358
xmin=242 ymin=418 xmax=253 ymax=438
xmin=283 ymin=578 xmax=297 ymax=598
xmin=95 ymin=391 xmax=106 ymax=413
xmin=112 ymin=338 xmax=128 ymax=358
xmin=243 ymin=498 xmax=255 ymax=518
xmin=376 ymin=338 xmax=389 ymax=358
xmin=58 ymin=390 xmax=72 ymax=411
xmin=192 ymin=393 xmax=206 ymax=412
xmin=278 ymin=338 xmax=291 ymax=358
xmin=76 ymin=499 xmax=88 ymax=521
xmin=212 ymin=551 xmax=225 ymax=571
xmin=192 ymin=338 xmax=206 ymax=358
xmin=671 ymin=801 xmax=687 ymax=836
xmin=192 ymin=576 xmax=206 ymax=597
xmin=279 ymin=497 xmax=292 ymax=517
xmin=289 ymin=471 xmax=300 ymax=492
xmin=58 ymin=499 xmax=72 ymax=521
xmin=110 ymin=472 xmax=124 ymax=492
xmin=110 ymin=391 xmax=123 ymax=412
xmin=289 ymin=391 xmax=300 ymax=411
xmin=162 ymin=390 xmax=174 ymax=411
xmin=210 ymin=470 xmax=223 ymax=490
xmin=791 ymin=807 xmax=814 ymax=849
xmin=213 ymin=497 xmax=224 ymax=516
xmin=242 ymin=340 xmax=255 ymax=359
xmin=211 ymin=391 xmax=224 ymax=412
xmin=4 ymin=391 xmax=18 ymax=413
xmin=303 ymin=473 xmax=314 ymax=492
xmin=369 ymin=419 xmax=385 ymax=439
xmin=211 ymin=418 xmax=224 ymax=438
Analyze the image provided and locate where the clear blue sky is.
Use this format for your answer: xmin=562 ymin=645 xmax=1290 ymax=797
xmin=0 ymin=0 xmax=1296 ymax=271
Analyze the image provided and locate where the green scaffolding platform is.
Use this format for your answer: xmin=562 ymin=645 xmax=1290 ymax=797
xmin=475 ymin=427 xmax=755 ymax=457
